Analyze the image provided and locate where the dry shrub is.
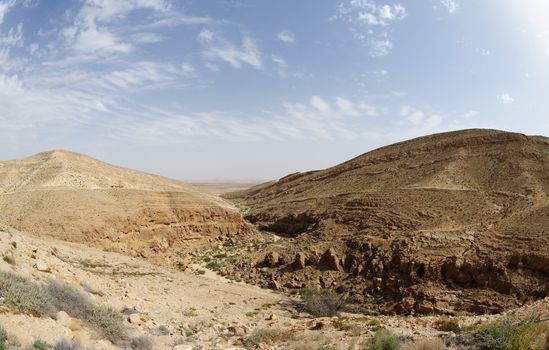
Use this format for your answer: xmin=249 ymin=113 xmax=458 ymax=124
xmin=404 ymin=338 xmax=445 ymax=350
xmin=299 ymin=288 xmax=346 ymax=317
xmin=0 ymin=272 xmax=53 ymax=316
xmin=245 ymin=328 xmax=294 ymax=349
xmin=433 ymin=316 xmax=461 ymax=333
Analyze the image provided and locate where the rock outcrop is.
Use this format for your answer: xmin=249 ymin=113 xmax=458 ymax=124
xmin=225 ymin=129 xmax=549 ymax=314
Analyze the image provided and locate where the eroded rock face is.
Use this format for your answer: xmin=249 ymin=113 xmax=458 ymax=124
xmin=226 ymin=130 xmax=549 ymax=315
xmin=0 ymin=150 xmax=255 ymax=264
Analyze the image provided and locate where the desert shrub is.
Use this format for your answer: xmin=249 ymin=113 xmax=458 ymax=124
xmin=80 ymin=282 xmax=104 ymax=296
xmin=364 ymin=329 xmax=401 ymax=350
xmin=404 ymin=338 xmax=445 ymax=350
xmin=0 ymin=272 xmax=53 ymax=316
xmin=128 ymin=336 xmax=153 ymax=350
xmin=433 ymin=316 xmax=461 ymax=333
xmin=2 ymin=254 xmax=15 ymax=265
xmin=299 ymin=288 xmax=347 ymax=317
xmin=45 ymin=281 xmax=126 ymax=343
xmin=477 ymin=318 xmax=549 ymax=350
xmin=52 ymin=339 xmax=85 ymax=350
xmin=90 ymin=305 xmax=125 ymax=342
xmin=245 ymin=328 xmax=294 ymax=348
xmin=0 ymin=326 xmax=7 ymax=350
xmin=205 ymin=261 xmax=221 ymax=271
xmin=29 ymin=339 xmax=50 ymax=350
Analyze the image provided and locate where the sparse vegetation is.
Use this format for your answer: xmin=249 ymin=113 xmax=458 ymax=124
xmin=45 ymin=281 xmax=126 ymax=343
xmin=245 ymin=328 xmax=294 ymax=349
xmin=476 ymin=317 xmax=549 ymax=350
xmin=433 ymin=316 xmax=461 ymax=333
xmin=0 ymin=271 xmax=53 ymax=316
xmin=2 ymin=253 xmax=15 ymax=265
xmin=53 ymin=338 xmax=85 ymax=350
xmin=0 ymin=272 xmax=126 ymax=344
xmin=29 ymin=339 xmax=50 ymax=350
xmin=0 ymin=326 xmax=7 ymax=350
xmin=363 ymin=329 xmax=400 ymax=350
xmin=205 ymin=261 xmax=221 ymax=271
xmin=299 ymin=288 xmax=347 ymax=317
xmin=129 ymin=336 xmax=154 ymax=350
xmin=404 ymin=338 xmax=445 ymax=350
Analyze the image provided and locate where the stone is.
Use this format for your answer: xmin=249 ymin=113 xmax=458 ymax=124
xmin=227 ymin=325 xmax=248 ymax=336
xmin=34 ymin=261 xmax=51 ymax=273
xmin=293 ymin=252 xmax=306 ymax=270
xmin=263 ymin=251 xmax=279 ymax=267
xmin=128 ymin=313 xmax=152 ymax=326
xmin=321 ymin=248 xmax=341 ymax=271
xmin=173 ymin=345 xmax=193 ymax=350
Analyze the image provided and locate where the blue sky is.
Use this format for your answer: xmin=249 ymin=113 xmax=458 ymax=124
xmin=0 ymin=0 xmax=548 ymax=180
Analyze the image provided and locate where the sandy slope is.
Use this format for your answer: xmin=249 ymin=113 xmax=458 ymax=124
xmin=0 ymin=150 xmax=254 ymax=264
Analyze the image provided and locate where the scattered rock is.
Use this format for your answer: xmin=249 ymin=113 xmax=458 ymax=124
xmin=321 ymin=248 xmax=341 ymax=271
xmin=227 ymin=325 xmax=248 ymax=336
xmin=128 ymin=313 xmax=152 ymax=326
xmin=293 ymin=252 xmax=306 ymax=270
xmin=263 ymin=251 xmax=279 ymax=267
xmin=34 ymin=261 xmax=51 ymax=273
xmin=173 ymin=345 xmax=193 ymax=350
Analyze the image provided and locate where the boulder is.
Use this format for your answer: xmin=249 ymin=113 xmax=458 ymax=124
xmin=293 ymin=252 xmax=306 ymax=270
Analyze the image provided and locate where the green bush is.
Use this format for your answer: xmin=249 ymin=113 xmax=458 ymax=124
xmin=45 ymin=281 xmax=126 ymax=343
xmin=129 ymin=336 xmax=154 ymax=350
xmin=477 ymin=318 xmax=549 ymax=350
xmin=299 ymin=288 xmax=346 ymax=317
xmin=245 ymin=328 xmax=294 ymax=349
xmin=53 ymin=338 xmax=85 ymax=350
xmin=364 ymin=329 xmax=400 ymax=350
xmin=0 ymin=326 xmax=7 ymax=350
xmin=29 ymin=339 xmax=49 ymax=350
xmin=0 ymin=272 xmax=53 ymax=316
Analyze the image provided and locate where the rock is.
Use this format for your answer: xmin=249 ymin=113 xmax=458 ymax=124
xmin=173 ymin=345 xmax=193 ymax=350
xmin=293 ymin=252 xmax=307 ymax=270
xmin=265 ymin=313 xmax=276 ymax=321
xmin=228 ymin=325 xmax=248 ymax=336
xmin=177 ymin=256 xmax=192 ymax=271
xmin=263 ymin=251 xmax=279 ymax=267
xmin=128 ymin=313 xmax=152 ymax=326
xmin=321 ymin=248 xmax=341 ymax=271
xmin=56 ymin=311 xmax=83 ymax=331
xmin=34 ymin=261 xmax=51 ymax=273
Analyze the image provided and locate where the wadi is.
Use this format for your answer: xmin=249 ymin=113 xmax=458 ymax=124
xmin=0 ymin=129 xmax=547 ymax=350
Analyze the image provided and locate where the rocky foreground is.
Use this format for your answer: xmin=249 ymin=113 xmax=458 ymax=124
xmin=0 ymin=225 xmax=548 ymax=349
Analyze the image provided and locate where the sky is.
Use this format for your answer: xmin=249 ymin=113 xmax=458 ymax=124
xmin=0 ymin=0 xmax=548 ymax=181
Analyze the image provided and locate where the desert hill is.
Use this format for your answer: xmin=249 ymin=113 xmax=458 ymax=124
xmin=225 ymin=129 xmax=549 ymax=315
xmin=0 ymin=150 xmax=253 ymax=263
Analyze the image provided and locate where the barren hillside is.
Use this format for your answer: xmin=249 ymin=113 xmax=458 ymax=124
xmin=225 ymin=129 xmax=549 ymax=315
xmin=0 ymin=150 xmax=254 ymax=263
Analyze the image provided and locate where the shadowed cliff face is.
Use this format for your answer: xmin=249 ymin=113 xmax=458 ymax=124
xmin=225 ymin=129 xmax=549 ymax=315
xmin=0 ymin=150 xmax=255 ymax=264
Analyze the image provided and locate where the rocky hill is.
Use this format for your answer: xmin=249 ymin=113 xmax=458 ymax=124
xmin=0 ymin=150 xmax=254 ymax=264
xmin=225 ymin=129 xmax=549 ymax=315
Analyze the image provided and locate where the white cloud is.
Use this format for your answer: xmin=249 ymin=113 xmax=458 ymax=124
xmin=369 ymin=38 xmax=393 ymax=57
xmin=498 ymin=92 xmax=514 ymax=104
xmin=399 ymin=105 xmax=442 ymax=127
xmin=439 ymin=0 xmax=459 ymax=14
xmin=132 ymin=32 xmax=165 ymax=44
xmin=463 ymin=110 xmax=479 ymax=118
xmin=0 ymin=23 xmax=24 ymax=47
xmin=310 ymin=96 xmax=331 ymax=113
xmin=0 ymin=0 xmax=16 ymax=24
xmin=181 ymin=62 xmax=195 ymax=75
xmin=200 ymin=32 xmax=263 ymax=70
xmin=338 ymin=1 xmax=406 ymax=57
xmin=276 ymin=30 xmax=295 ymax=43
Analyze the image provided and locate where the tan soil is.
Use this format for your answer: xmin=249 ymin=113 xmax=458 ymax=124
xmin=0 ymin=150 xmax=255 ymax=264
